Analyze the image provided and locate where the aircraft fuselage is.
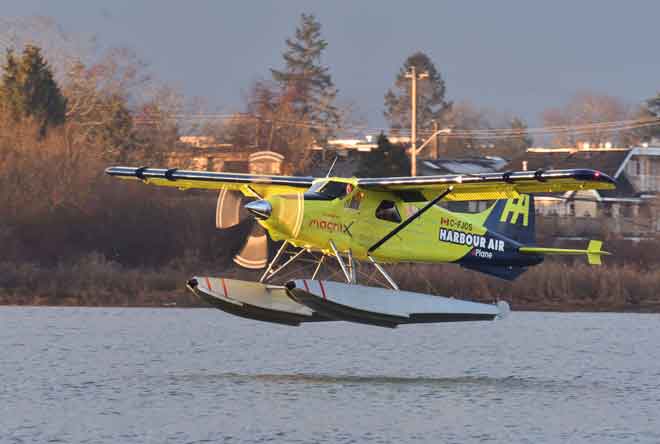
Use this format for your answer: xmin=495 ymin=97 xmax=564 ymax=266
xmin=256 ymin=180 xmax=543 ymax=271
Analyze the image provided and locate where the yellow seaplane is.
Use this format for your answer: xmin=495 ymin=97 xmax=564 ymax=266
xmin=106 ymin=165 xmax=615 ymax=328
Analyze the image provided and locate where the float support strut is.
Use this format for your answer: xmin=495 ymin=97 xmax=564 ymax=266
xmin=329 ymin=240 xmax=352 ymax=284
xmin=259 ymin=240 xmax=288 ymax=283
xmin=311 ymin=255 xmax=325 ymax=280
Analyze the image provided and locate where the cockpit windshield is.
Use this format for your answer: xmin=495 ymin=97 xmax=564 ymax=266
xmin=304 ymin=181 xmax=352 ymax=201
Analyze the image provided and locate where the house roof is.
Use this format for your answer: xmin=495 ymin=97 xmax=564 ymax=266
xmin=598 ymin=174 xmax=639 ymax=199
xmin=517 ymin=149 xmax=631 ymax=178
xmin=420 ymin=156 xmax=508 ymax=175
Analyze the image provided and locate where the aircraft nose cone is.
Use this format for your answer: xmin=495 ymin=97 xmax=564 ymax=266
xmin=245 ymin=199 xmax=272 ymax=220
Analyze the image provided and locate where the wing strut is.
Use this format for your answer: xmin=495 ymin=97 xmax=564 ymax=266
xmin=367 ymin=186 xmax=454 ymax=255
xmin=367 ymin=255 xmax=399 ymax=291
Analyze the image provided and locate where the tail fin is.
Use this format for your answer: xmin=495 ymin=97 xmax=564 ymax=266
xmin=483 ymin=194 xmax=535 ymax=244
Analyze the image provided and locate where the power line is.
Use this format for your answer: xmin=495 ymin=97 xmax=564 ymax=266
xmin=132 ymin=112 xmax=660 ymax=140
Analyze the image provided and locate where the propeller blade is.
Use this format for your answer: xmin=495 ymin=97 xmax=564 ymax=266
xmin=233 ymin=224 xmax=269 ymax=269
xmin=216 ymin=189 xmax=242 ymax=229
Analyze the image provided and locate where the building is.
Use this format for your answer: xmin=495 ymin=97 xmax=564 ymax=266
xmin=178 ymin=136 xmax=226 ymax=148
xmin=324 ymin=136 xmax=378 ymax=153
xmin=518 ymin=145 xmax=660 ymax=236
xmin=247 ymin=151 xmax=285 ymax=175
xmin=414 ymin=145 xmax=659 ymax=237
xmin=167 ymin=137 xmax=285 ymax=174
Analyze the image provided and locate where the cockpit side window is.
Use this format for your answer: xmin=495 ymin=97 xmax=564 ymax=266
xmin=375 ymin=200 xmax=402 ymax=223
xmin=304 ymin=181 xmax=352 ymax=201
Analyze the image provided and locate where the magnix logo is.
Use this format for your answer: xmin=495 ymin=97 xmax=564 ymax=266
xmin=309 ymin=219 xmax=354 ymax=237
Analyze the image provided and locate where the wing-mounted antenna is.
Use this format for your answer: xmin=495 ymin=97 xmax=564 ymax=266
xmin=325 ymin=156 xmax=339 ymax=178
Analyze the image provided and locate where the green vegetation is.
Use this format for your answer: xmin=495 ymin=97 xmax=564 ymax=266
xmin=216 ymin=13 xmax=342 ymax=173
xmin=3 ymin=254 xmax=660 ymax=312
xmin=1 ymin=45 xmax=66 ymax=136
xmin=643 ymin=92 xmax=660 ymax=141
xmin=355 ymin=134 xmax=410 ymax=178
xmin=384 ymin=51 xmax=452 ymax=134
xmin=271 ymin=13 xmax=340 ymax=134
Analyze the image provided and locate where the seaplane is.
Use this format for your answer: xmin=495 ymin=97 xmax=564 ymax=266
xmin=105 ymin=164 xmax=616 ymax=328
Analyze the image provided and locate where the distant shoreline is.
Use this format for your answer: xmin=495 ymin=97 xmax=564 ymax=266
xmin=2 ymin=258 xmax=659 ymax=314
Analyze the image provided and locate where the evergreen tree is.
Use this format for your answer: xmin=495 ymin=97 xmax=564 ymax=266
xmin=384 ymin=51 xmax=452 ymax=133
xmin=646 ymin=93 xmax=660 ymax=140
xmin=0 ymin=49 xmax=21 ymax=116
xmin=0 ymin=45 xmax=66 ymax=135
xmin=628 ymin=93 xmax=660 ymax=144
xmin=647 ymin=92 xmax=660 ymax=116
xmin=355 ymin=134 xmax=411 ymax=178
xmin=271 ymin=13 xmax=339 ymax=137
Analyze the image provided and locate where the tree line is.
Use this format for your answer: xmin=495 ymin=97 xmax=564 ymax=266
xmin=4 ymin=14 xmax=658 ymax=172
xmin=211 ymin=14 xmax=660 ymax=175
xmin=1 ymin=14 xmax=659 ymax=308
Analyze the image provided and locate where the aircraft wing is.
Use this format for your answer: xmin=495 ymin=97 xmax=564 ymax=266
xmin=357 ymin=168 xmax=616 ymax=201
xmin=105 ymin=166 xmax=314 ymax=197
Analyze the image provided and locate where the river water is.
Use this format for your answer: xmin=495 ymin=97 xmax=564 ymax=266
xmin=1 ymin=307 xmax=659 ymax=443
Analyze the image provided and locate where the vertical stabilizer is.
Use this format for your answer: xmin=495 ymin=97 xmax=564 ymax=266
xmin=483 ymin=194 xmax=535 ymax=244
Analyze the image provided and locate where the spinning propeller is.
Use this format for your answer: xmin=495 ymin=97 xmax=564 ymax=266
xmin=215 ymin=189 xmax=270 ymax=269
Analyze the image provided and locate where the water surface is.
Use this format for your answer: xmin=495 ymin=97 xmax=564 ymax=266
xmin=1 ymin=307 xmax=659 ymax=443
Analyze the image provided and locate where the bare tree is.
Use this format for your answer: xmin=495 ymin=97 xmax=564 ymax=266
xmin=542 ymin=91 xmax=630 ymax=146
xmin=442 ymin=101 xmax=494 ymax=156
xmin=0 ymin=16 xmax=97 ymax=83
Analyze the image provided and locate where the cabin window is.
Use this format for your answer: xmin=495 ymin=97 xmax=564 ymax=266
xmin=375 ymin=200 xmax=402 ymax=223
xmin=345 ymin=192 xmax=362 ymax=210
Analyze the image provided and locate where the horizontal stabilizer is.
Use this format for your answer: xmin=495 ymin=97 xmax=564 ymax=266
xmin=518 ymin=240 xmax=611 ymax=265
xmin=587 ymin=240 xmax=605 ymax=265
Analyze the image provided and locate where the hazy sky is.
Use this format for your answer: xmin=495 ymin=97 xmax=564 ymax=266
xmin=3 ymin=1 xmax=659 ymax=129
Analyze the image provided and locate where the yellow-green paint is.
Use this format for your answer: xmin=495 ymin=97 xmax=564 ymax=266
xmin=258 ymin=181 xmax=498 ymax=264
xmin=499 ymin=194 xmax=530 ymax=226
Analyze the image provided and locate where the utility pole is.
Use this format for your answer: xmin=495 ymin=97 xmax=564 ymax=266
xmin=405 ymin=66 xmax=428 ymax=176
xmin=431 ymin=120 xmax=439 ymax=159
